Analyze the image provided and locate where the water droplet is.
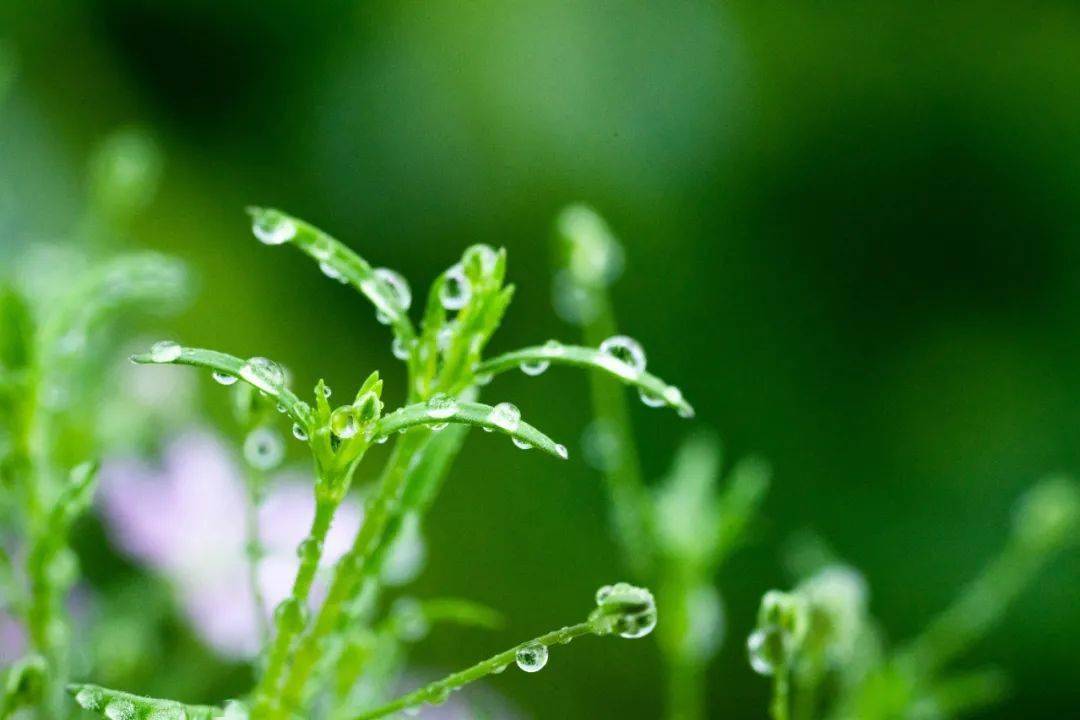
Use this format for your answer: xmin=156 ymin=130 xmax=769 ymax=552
xmin=319 ymin=260 xmax=348 ymax=284
xmin=488 ymin=402 xmax=521 ymax=432
xmin=374 ymin=267 xmax=412 ymax=312
xmin=639 ymin=388 xmax=665 ymax=407
xmin=392 ymin=336 xmax=411 ymax=360
xmin=292 ymin=423 xmax=309 ymax=441
xmin=244 ymin=427 xmax=285 ymax=471
xmin=593 ymin=582 xmax=658 ymax=639
xmin=375 ymin=434 xmax=389 ymax=444
xmin=426 ymin=393 xmax=458 ymax=420
xmin=747 ymin=628 xmax=777 ymax=676
xmin=322 ymin=385 xmax=332 ymax=398
xmin=149 ymin=340 xmax=182 ymax=363
xmin=599 ymin=335 xmax=646 ymax=374
xmin=427 ymin=687 xmax=450 ymax=706
xmin=297 ymin=537 xmax=323 ymax=563
xmin=543 ymin=339 xmax=567 ymax=356
xmin=520 ymin=358 xmax=550 ymax=376
xmin=212 ymin=370 xmax=237 ymax=386
xmin=252 ymin=212 xmax=296 ymax=246
xmin=555 ymin=443 xmax=569 ymax=460
xmin=274 ymin=598 xmax=309 ymax=632
xmin=492 ymin=663 xmax=508 ymax=674
xmin=436 ymin=325 xmax=455 ymax=352
xmin=439 ymin=264 xmax=472 ymax=311
xmin=429 ymin=422 xmax=448 ymax=431
xmin=512 ymin=437 xmax=533 ymax=451
xmin=240 ymin=357 xmax=285 ymax=394
xmin=330 ymin=406 xmax=361 ymax=439
xmin=515 ymin=642 xmax=548 ymax=672
xmin=75 ymin=687 xmax=105 ymax=711
xmin=475 ymin=372 xmax=493 ymax=386
xmin=104 ymin=699 xmax=137 ymax=720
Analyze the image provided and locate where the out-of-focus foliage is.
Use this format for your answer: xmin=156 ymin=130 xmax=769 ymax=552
xmin=1 ymin=1 xmax=1079 ymax=718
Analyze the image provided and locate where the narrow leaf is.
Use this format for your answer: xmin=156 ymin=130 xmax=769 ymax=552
xmin=475 ymin=344 xmax=694 ymax=418
xmin=67 ymin=684 xmax=220 ymax=720
xmin=131 ymin=346 xmax=312 ymax=426
xmin=375 ymin=401 xmax=568 ymax=460
xmin=247 ymin=207 xmax=415 ymax=342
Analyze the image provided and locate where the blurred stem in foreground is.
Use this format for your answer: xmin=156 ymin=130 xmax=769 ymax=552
xmin=554 ymin=205 xmax=769 ymax=720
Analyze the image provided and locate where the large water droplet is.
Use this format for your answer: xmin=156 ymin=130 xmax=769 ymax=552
xmin=240 ymin=357 xmax=285 ymax=394
xmin=330 ymin=406 xmax=361 ymax=439
xmin=543 ymin=339 xmax=567 ymax=356
xmin=593 ymin=582 xmax=658 ymax=639
xmin=599 ymin=335 xmax=646 ymax=374
xmin=488 ymin=402 xmax=521 ymax=432
xmin=392 ymin=337 xmax=411 ymax=361
xmin=104 ymin=699 xmax=137 ymax=720
xmin=520 ymin=358 xmax=550 ymax=376
xmin=291 ymin=423 xmax=309 ymax=441
xmin=252 ymin=212 xmax=296 ymax=246
xmin=75 ymin=687 xmax=104 ymax=711
xmin=149 ymin=340 xmax=182 ymax=363
xmin=319 ymin=261 xmax=348 ymax=284
xmin=515 ymin=642 xmax=548 ymax=672
xmin=244 ymin=427 xmax=284 ymax=471
xmin=426 ymin=393 xmax=458 ymax=420
xmin=512 ymin=437 xmax=533 ymax=451
xmin=747 ymin=628 xmax=777 ymax=676
xmin=374 ymin=267 xmax=412 ymax=312
xmin=212 ymin=370 xmax=238 ymax=386
xmin=639 ymin=388 xmax=666 ymax=408
xmin=555 ymin=444 xmax=569 ymax=460
xmin=439 ymin=264 xmax=472 ymax=311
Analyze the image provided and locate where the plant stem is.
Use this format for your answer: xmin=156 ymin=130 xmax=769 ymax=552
xmin=579 ymin=285 xmax=654 ymax=580
xmin=271 ymin=429 xmax=431 ymax=717
xmin=243 ymin=472 xmax=269 ymax=646
xmin=352 ymin=622 xmax=595 ymax=720
xmin=771 ymin=663 xmax=791 ymax=720
xmin=251 ymin=494 xmax=339 ymax=715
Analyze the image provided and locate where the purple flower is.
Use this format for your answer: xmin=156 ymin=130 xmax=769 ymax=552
xmin=98 ymin=431 xmax=362 ymax=659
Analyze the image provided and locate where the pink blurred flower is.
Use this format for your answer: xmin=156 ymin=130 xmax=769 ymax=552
xmin=98 ymin=432 xmax=362 ymax=659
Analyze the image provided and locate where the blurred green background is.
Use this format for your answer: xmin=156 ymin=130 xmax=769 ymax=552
xmin=3 ymin=1 xmax=1079 ymax=717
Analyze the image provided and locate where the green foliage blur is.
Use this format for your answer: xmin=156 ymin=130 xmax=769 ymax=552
xmin=2 ymin=1 xmax=1079 ymax=718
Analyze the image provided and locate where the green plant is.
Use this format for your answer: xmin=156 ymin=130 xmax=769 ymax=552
xmin=62 ymin=206 xmax=693 ymax=719
xmin=551 ymin=205 xmax=771 ymax=720
xmin=746 ymin=476 xmax=1079 ymax=720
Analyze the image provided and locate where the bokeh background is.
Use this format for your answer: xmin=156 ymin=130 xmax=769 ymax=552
xmin=3 ymin=1 xmax=1079 ymax=717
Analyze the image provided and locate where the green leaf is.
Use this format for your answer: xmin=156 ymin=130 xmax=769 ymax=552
xmin=0 ymin=285 xmax=34 ymax=373
xmin=375 ymin=401 xmax=568 ymax=460
xmin=475 ymin=343 xmax=694 ymax=418
xmin=67 ymin=683 xmax=220 ymax=719
xmin=131 ymin=345 xmax=313 ymax=427
xmin=43 ymin=252 xmax=189 ymax=355
xmin=247 ymin=207 xmax=415 ymax=343
xmin=416 ymin=598 xmax=504 ymax=631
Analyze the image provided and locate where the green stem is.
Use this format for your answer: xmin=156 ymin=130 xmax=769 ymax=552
xmin=771 ymin=663 xmax=791 ymax=720
xmin=271 ymin=429 xmax=431 ymax=717
xmin=251 ymin=495 xmax=339 ymax=715
xmin=580 ymin=288 xmax=655 ymax=583
xmin=352 ymin=622 xmax=595 ymax=720
xmin=243 ymin=472 xmax=269 ymax=646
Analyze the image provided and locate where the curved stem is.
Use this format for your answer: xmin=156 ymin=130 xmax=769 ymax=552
xmin=352 ymin=622 xmax=595 ymax=720
xmin=251 ymin=496 xmax=338 ymax=715
xmin=272 ymin=429 xmax=431 ymax=717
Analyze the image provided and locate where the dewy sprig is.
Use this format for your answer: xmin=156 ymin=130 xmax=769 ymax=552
xmin=89 ymin=206 xmax=693 ymax=719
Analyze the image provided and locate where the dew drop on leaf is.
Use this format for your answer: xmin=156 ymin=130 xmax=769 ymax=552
xmin=426 ymin=393 xmax=458 ymax=420
xmin=515 ymin=642 xmax=548 ymax=672
xmin=373 ymin=267 xmax=412 ymax=312
xmin=439 ymin=264 xmax=472 ymax=311
xmin=240 ymin=357 xmax=285 ymax=394
xmin=252 ymin=212 xmax=296 ymax=246
xmin=212 ymin=370 xmax=238 ymax=386
xmin=512 ymin=437 xmax=533 ymax=451
xmin=487 ymin=402 xmax=521 ymax=432
xmin=149 ymin=340 xmax=182 ymax=363
xmin=599 ymin=335 xmax=646 ymax=374
xmin=330 ymin=406 xmax=361 ymax=439
xmin=519 ymin=358 xmax=550 ymax=376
